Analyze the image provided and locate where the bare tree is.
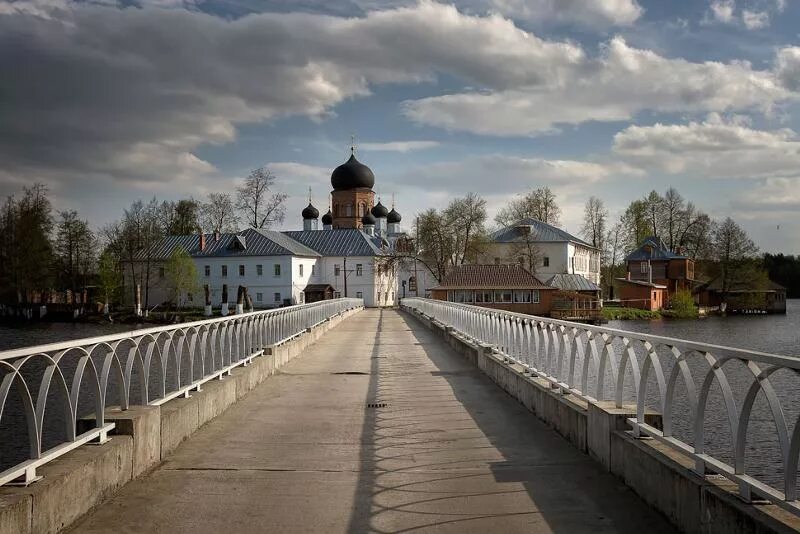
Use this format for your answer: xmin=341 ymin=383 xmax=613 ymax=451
xmin=643 ymin=190 xmax=664 ymax=237
xmin=581 ymin=196 xmax=607 ymax=249
xmin=495 ymin=187 xmax=561 ymax=227
xmin=55 ymin=210 xmax=96 ymax=295
xmin=202 ymin=192 xmax=239 ymax=233
xmin=713 ymin=217 xmax=759 ymax=297
xmin=444 ymin=192 xmax=488 ymax=266
xmin=236 ymin=168 xmax=288 ymax=229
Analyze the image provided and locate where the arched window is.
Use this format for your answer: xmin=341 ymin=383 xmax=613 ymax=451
xmin=358 ymin=202 xmax=366 ymax=217
xmin=345 ymin=203 xmax=353 ymax=216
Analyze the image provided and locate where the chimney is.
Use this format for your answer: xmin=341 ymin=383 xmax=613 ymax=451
xmin=626 ymin=271 xmax=631 ymax=281
xmin=199 ymin=233 xmax=206 ymax=252
xmin=214 ymin=230 xmax=220 ymax=242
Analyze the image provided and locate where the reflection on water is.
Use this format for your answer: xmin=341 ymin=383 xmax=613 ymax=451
xmin=0 ymin=322 xmax=142 ymax=351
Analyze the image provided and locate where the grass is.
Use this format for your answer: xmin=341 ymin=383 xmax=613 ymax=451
xmin=601 ymin=307 xmax=662 ymax=321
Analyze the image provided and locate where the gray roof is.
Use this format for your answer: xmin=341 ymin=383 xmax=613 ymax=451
xmin=282 ymin=229 xmax=386 ymax=257
xmin=490 ymin=218 xmax=593 ymax=248
xmin=625 ymin=236 xmax=687 ymax=261
xmin=139 ymin=228 xmax=320 ymax=260
xmin=615 ymin=277 xmax=667 ymax=289
xmin=546 ymin=273 xmax=601 ymax=292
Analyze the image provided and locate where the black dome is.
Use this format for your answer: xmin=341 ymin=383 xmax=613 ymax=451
xmin=321 ymin=210 xmax=333 ymax=225
xmin=361 ymin=212 xmax=376 ymax=226
xmin=371 ymin=201 xmax=388 ymax=218
xmin=331 ymin=154 xmax=375 ymax=191
xmin=302 ymin=203 xmax=319 ymax=220
xmin=387 ymin=208 xmax=401 ymax=224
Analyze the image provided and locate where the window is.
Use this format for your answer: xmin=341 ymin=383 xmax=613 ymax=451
xmin=256 ymin=292 xmax=263 ymax=302
xmin=159 ymin=267 xmax=165 ymax=279
xmin=532 ymin=290 xmax=540 ymax=304
xmin=204 ymin=265 xmax=210 ymax=277
xmin=334 ymin=291 xmax=342 ymax=298
xmin=299 ymin=264 xmax=304 ymax=276
xmin=356 ymin=264 xmax=363 ymax=276
xmin=221 ymin=265 xmax=228 ymax=277
xmin=345 ymin=204 xmax=353 ymax=216
xmin=311 ymin=264 xmax=316 ymax=275
xmin=640 ymin=262 xmax=648 ymax=274
xmin=274 ymin=292 xmax=281 ymax=302
xmin=239 ymin=265 xmax=245 ymax=277
xmin=334 ymin=264 xmax=341 ymax=276
xmin=543 ymin=257 xmax=550 ymax=267
xmin=356 ymin=291 xmax=363 ymax=299
xmin=408 ymin=276 xmax=417 ymax=292
xmin=495 ymin=290 xmax=512 ymax=303
xmin=454 ymin=290 xmax=474 ymax=303
xmin=274 ymin=264 xmax=281 ymax=277
xmin=514 ymin=290 xmax=531 ymax=303
xmin=299 ymin=292 xmax=305 ymax=303
xmin=475 ymin=290 xmax=493 ymax=303
xmin=256 ymin=264 xmax=263 ymax=276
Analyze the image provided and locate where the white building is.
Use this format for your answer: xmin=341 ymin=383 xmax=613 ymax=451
xmin=480 ymin=218 xmax=601 ymax=285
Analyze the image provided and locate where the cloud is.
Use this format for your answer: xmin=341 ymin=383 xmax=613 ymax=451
xmin=0 ymin=1 xmax=587 ymax=190
xmin=710 ymin=0 xmax=735 ymax=23
xmin=484 ymin=0 xmax=643 ymax=27
xmin=612 ymin=113 xmax=800 ymax=179
xmin=403 ymin=37 xmax=789 ymax=136
xmin=358 ymin=141 xmax=440 ymax=152
xmin=732 ymin=177 xmax=800 ymax=212
xmin=775 ymin=47 xmax=800 ymax=91
xmin=704 ymin=0 xmax=785 ymax=30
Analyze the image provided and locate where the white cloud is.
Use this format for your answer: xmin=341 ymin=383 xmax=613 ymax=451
xmin=710 ymin=0 xmax=735 ymax=23
xmin=358 ymin=141 xmax=440 ymax=152
xmin=613 ymin=113 xmax=800 ymax=179
xmin=486 ymin=0 xmax=643 ymax=27
xmin=403 ymin=37 xmax=789 ymax=136
xmin=742 ymin=9 xmax=769 ymax=29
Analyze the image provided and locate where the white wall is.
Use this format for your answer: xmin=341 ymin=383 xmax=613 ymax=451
xmin=481 ymin=241 xmax=600 ymax=284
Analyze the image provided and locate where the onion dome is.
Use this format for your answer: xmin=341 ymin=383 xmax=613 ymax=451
xmin=331 ymin=153 xmax=375 ymax=191
xmin=321 ymin=210 xmax=333 ymax=225
xmin=361 ymin=212 xmax=376 ymax=226
xmin=302 ymin=203 xmax=319 ymax=220
xmin=387 ymin=208 xmax=401 ymax=224
xmin=371 ymin=201 xmax=388 ymax=218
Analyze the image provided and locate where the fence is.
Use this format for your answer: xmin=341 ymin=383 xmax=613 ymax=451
xmin=401 ymin=297 xmax=800 ymax=516
xmin=0 ymin=298 xmax=362 ymax=486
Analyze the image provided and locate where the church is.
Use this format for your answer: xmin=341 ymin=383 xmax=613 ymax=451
xmin=129 ymin=148 xmax=425 ymax=310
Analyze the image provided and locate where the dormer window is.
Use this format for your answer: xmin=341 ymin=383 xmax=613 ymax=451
xmin=227 ymin=235 xmax=247 ymax=251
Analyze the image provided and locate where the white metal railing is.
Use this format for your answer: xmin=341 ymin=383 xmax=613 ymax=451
xmin=401 ymin=297 xmax=800 ymax=516
xmin=0 ymin=298 xmax=362 ymax=486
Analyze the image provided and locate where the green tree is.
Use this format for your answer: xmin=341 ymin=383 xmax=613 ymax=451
xmin=164 ymin=246 xmax=200 ymax=310
xmin=669 ymin=289 xmax=698 ymax=318
xmin=98 ymin=250 xmax=122 ymax=314
xmin=55 ymin=210 xmax=96 ymax=294
xmin=712 ymin=217 xmax=759 ymax=299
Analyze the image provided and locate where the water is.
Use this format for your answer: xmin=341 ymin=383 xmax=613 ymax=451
xmin=0 ymin=322 xmax=137 ymax=351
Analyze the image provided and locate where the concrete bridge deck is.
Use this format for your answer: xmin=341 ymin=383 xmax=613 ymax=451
xmin=69 ymin=309 xmax=676 ymax=533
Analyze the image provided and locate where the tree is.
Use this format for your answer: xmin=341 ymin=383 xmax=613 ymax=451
xmin=97 ymin=250 xmax=121 ymax=314
xmin=712 ymin=217 xmax=759 ymax=298
xmin=237 ymin=168 xmax=288 ymax=229
xmin=55 ymin=210 xmax=96 ymax=295
xmin=414 ymin=193 xmax=489 ymax=280
xmin=619 ymin=199 xmax=649 ymax=252
xmin=581 ymin=196 xmax=607 ymax=249
xmin=602 ymin=220 xmax=626 ymax=298
xmin=164 ymin=246 xmax=200 ymax=310
xmin=495 ymin=187 xmax=561 ymax=227
xmin=643 ymin=190 xmax=664 ymax=237
xmin=201 ymin=192 xmax=239 ymax=233
xmin=158 ymin=199 xmax=201 ymax=235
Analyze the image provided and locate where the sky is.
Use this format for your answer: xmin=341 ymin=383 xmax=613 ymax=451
xmin=2 ymin=0 xmax=800 ymax=253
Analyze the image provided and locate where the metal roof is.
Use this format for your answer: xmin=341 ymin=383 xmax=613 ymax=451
xmin=282 ymin=229 xmax=386 ymax=257
xmin=139 ymin=228 xmax=320 ymax=260
xmin=433 ymin=264 xmax=554 ymax=290
xmin=615 ymin=277 xmax=668 ymax=289
xmin=490 ymin=218 xmax=593 ymax=248
xmin=546 ymin=273 xmax=601 ymax=292
xmin=625 ymin=236 xmax=687 ymax=261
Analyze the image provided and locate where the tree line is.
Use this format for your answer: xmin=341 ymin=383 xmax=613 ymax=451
xmin=0 ymin=168 xmax=287 ymax=310
xmin=413 ymin=186 xmax=780 ymax=298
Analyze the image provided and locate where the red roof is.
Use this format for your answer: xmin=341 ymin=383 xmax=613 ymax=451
xmin=434 ymin=264 xmax=554 ymax=290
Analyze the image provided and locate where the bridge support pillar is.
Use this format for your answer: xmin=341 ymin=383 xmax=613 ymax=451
xmin=588 ymin=401 xmax=662 ymax=472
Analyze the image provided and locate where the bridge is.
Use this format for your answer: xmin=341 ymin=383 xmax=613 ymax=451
xmin=0 ymin=299 xmax=798 ymax=533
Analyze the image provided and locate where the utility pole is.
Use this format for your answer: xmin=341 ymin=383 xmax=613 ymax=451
xmin=343 ymin=256 xmax=348 ymax=297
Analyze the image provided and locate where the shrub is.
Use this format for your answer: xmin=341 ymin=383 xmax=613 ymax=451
xmin=670 ymin=289 xmax=698 ymax=318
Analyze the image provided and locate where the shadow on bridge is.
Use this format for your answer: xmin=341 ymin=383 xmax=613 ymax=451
xmin=346 ymin=309 xmax=676 ymax=533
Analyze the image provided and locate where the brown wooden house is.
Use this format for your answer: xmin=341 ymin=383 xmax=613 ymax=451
xmin=430 ymin=264 xmax=557 ymax=316
xmin=618 ymin=236 xmax=695 ymax=310
xmin=695 ymin=277 xmax=787 ymax=314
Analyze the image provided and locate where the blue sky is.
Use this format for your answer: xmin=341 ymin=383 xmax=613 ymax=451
xmin=1 ymin=0 xmax=800 ymax=253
